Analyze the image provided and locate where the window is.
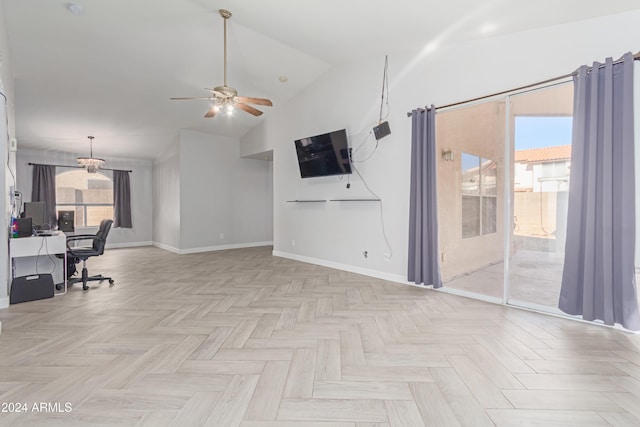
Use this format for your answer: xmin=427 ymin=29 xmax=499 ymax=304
xmin=56 ymin=170 xmax=113 ymax=227
xmin=461 ymin=153 xmax=496 ymax=238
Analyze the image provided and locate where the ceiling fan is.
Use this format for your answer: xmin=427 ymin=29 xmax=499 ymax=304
xmin=171 ymin=9 xmax=273 ymax=118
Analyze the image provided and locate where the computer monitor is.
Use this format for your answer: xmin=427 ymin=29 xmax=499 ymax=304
xmin=23 ymin=201 xmax=46 ymax=230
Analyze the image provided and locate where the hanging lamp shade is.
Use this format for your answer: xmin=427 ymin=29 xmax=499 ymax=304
xmin=77 ymin=136 xmax=105 ymax=173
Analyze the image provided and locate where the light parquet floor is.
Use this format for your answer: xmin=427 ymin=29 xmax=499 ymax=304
xmin=1 ymin=246 xmax=640 ymax=426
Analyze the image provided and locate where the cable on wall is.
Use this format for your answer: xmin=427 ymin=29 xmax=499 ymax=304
xmin=351 ymin=55 xmax=391 ymax=164
xmin=343 ymin=55 xmax=394 ymax=258
xmin=378 ymin=54 xmax=390 ymax=123
xmin=35 ymin=234 xmax=57 ymax=276
xmin=2 ymin=91 xmax=16 ymax=189
xmin=351 ymin=163 xmax=393 ymax=259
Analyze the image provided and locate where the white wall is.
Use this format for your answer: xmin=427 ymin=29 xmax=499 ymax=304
xmin=104 ymin=155 xmax=153 ymax=247
xmin=636 ymin=63 xmax=640 ymax=267
xmin=241 ymin=10 xmax=640 ymax=283
xmin=153 ymin=141 xmax=181 ymax=251
xmin=0 ymin=0 xmax=15 ymax=309
xmin=16 ymin=148 xmax=153 ymax=247
xmin=179 ymin=129 xmax=273 ymax=252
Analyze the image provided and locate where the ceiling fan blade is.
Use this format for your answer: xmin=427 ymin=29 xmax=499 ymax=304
xmin=170 ymin=97 xmax=213 ymax=100
xmin=205 ymin=88 xmax=226 ymax=97
xmin=204 ymin=106 xmax=217 ymax=118
xmin=235 ymin=102 xmax=263 ymax=116
xmin=177 ymin=11 xmax=266 ymax=120
xmin=235 ymin=96 xmax=273 ymax=106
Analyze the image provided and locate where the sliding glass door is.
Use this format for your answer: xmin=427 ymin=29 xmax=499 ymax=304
xmin=434 ymin=82 xmax=574 ymax=314
xmin=507 ymin=83 xmax=573 ymax=310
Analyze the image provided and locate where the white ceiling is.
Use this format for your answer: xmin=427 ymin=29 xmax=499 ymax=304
xmin=4 ymin=0 xmax=640 ymax=160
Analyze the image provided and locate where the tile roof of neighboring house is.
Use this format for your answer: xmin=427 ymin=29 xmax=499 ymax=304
xmin=515 ymin=145 xmax=571 ymax=163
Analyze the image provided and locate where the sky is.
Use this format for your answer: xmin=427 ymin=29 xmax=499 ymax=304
xmin=515 ymin=116 xmax=573 ymax=150
xmin=462 ymin=115 xmax=573 ymax=171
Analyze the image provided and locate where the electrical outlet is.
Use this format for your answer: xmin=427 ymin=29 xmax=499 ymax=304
xmin=363 ymin=250 xmax=368 ymax=259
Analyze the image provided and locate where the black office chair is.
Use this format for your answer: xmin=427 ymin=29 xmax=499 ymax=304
xmin=65 ymin=219 xmax=115 ymax=290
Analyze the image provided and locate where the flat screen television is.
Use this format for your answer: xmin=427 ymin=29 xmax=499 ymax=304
xmin=294 ymin=129 xmax=352 ymax=178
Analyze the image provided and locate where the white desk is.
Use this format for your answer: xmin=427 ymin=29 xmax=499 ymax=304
xmin=9 ymin=231 xmax=67 ymax=295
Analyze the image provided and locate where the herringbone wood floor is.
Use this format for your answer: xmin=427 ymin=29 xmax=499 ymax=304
xmin=1 ymin=246 xmax=640 ymax=426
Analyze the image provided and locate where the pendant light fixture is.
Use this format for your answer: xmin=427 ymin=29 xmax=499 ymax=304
xmin=77 ymin=136 xmax=105 ymax=173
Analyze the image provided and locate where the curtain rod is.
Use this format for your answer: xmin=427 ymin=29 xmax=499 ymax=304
xmin=28 ymin=162 xmax=132 ymax=173
xmin=407 ymin=51 xmax=640 ymax=116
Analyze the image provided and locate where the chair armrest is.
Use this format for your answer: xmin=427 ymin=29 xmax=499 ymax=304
xmin=66 ymin=234 xmax=97 ymax=242
xmin=66 ymin=235 xmax=105 ymax=256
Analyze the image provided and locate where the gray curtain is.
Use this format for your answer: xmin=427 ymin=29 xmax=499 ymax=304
xmin=408 ymin=106 xmax=442 ymax=288
xmin=31 ymin=164 xmax=57 ymax=227
xmin=559 ymin=52 xmax=640 ymax=331
xmin=113 ymin=170 xmax=132 ymax=228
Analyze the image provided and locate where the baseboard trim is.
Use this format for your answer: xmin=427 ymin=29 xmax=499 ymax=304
xmin=152 ymin=242 xmax=182 ymax=254
xmin=0 ymin=296 xmax=9 ymax=310
xmin=181 ymin=241 xmax=274 ymax=255
xmin=107 ymin=241 xmax=153 ymax=249
xmin=272 ymin=250 xmax=425 ymax=289
xmin=153 ymin=241 xmax=274 ymax=255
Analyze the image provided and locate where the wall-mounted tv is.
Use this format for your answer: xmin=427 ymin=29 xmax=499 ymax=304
xmin=294 ymin=129 xmax=352 ymax=178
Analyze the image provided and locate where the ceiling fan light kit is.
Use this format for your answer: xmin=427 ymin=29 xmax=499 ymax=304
xmin=171 ymin=9 xmax=273 ymax=118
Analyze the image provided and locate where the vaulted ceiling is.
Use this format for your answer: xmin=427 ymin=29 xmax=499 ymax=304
xmin=4 ymin=0 xmax=640 ymax=160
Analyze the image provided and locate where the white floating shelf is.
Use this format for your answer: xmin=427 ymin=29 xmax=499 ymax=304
xmin=329 ymin=198 xmax=381 ymax=202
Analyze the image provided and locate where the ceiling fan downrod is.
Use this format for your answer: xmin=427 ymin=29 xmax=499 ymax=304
xmin=219 ymin=9 xmax=232 ymax=88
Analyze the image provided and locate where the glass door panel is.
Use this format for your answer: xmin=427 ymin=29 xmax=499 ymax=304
xmin=436 ymin=100 xmax=505 ymax=300
xmin=508 ymin=83 xmax=573 ymax=310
